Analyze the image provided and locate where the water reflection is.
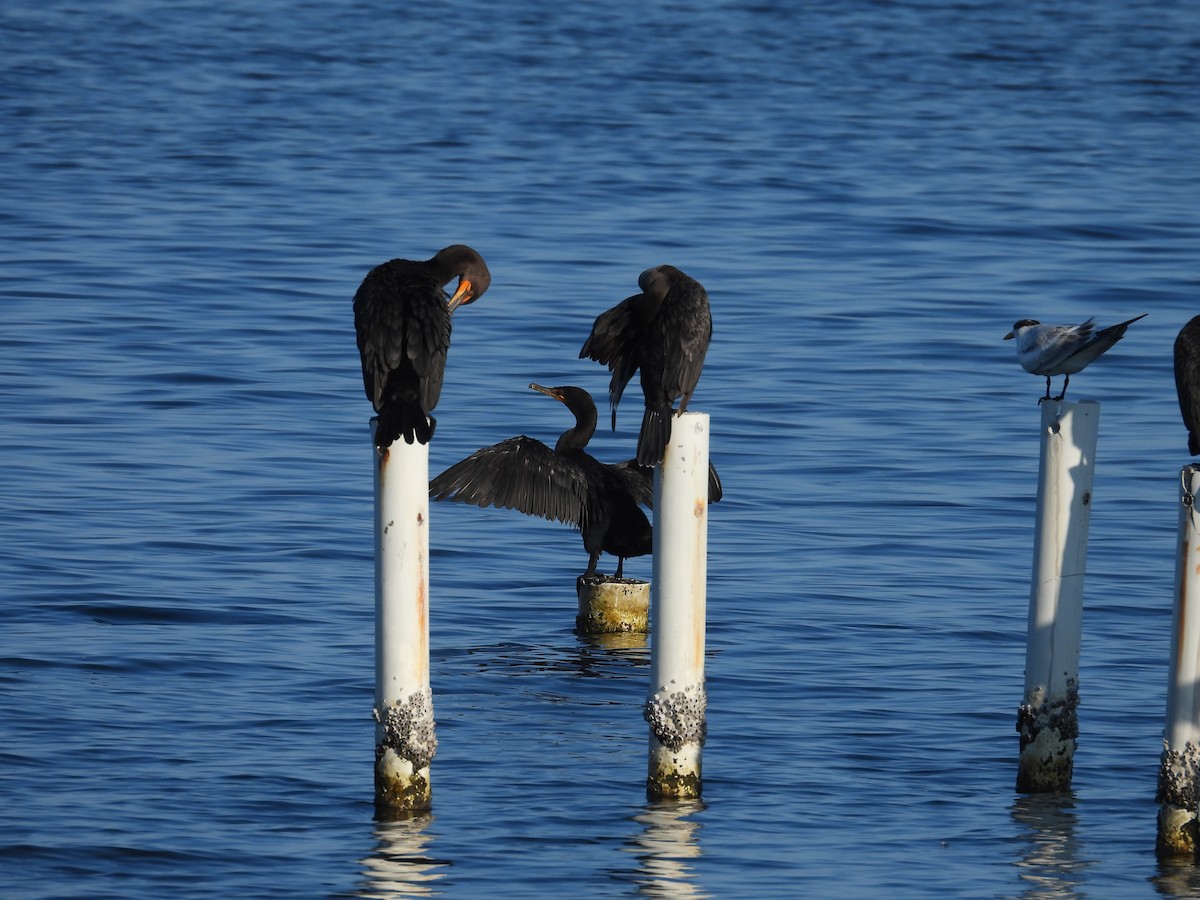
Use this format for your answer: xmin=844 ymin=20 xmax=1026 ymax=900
xmin=576 ymin=628 xmax=649 ymax=655
xmin=461 ymin=633 xmax=650 ymax=680
xmin=1152 ymin=858 xmax=1200 ymax=897
xmin=356 ymin=815 xmax=448 ymax=898
xmin=1010 ymin=794 xmax=1089 ymax=899
xmin=624 ymin=800 xmax=709 ymax=898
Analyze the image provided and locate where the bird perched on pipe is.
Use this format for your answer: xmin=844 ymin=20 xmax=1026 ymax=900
xmin=1174 ymin=316 xmax=1200 ymax=456
xmin=353 ymin=244 xmax=490 ymax=450
xmin=1004 ymin=313 xmax=1147 ymax=403
xmin=429 ymin=383 xmax=722 ymax=579
xmin=580 ymin=265 xmax=712 ymax=466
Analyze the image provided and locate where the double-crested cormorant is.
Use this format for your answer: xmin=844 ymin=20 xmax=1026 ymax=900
xmin=429 ymin=383 xmax=722 ymax=578
xmin=1175 ymin=316 xmax=1200 ymax=455
xmin=354 ymin=244 xmax=490 ymax=449
xmin=580 ymin=265 xmax=712 ymax=466
xmin=1004 ymin=313 xmax=1147 ymax=402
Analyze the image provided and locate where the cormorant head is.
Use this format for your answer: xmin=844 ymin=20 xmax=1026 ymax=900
xmin=436 ymin=244 xmax=491 ymax=313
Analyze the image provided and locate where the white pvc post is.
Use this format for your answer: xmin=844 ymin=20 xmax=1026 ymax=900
xmin=371 ymin=427 xmax=435 ymax=815
xmin=1157 ymin=464 xmax=1200 ymax=857
xmin=1016 ymin=399 xmax=1099 ymax=793
xmin=646 ymin=412 xmax=709 ymax=800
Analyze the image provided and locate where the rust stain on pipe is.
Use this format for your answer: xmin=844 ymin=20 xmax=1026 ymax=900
xmin=417 ymin=576 xmax=428 ymax=636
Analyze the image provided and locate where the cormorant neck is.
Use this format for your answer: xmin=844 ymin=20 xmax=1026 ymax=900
xmin=555 ymin=396 xmax=597 ymax=453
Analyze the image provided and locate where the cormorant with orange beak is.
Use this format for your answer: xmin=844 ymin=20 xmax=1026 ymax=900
xmin=354 ymin=244 xmax=490 ymax=449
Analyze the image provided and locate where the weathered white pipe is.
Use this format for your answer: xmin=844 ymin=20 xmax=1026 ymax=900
xmin=576 ymin=575 xmax=650 ymax=634
xmin=646 ymin=412 xmax=709 ymax=800
xmin=1016 ymin=399 xmax=1099 ymax=793
xmin=372 ymin=427 xmax=435 ymax=814
xmin=1157 ymin=464 xmax=1200 ymax=857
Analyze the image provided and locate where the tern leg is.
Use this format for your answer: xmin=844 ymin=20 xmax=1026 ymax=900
xmin=615 ymin=557 xmax=625 ymax=579
xmin=1052 ymin=374 xmax=1069 ymax=402
xmin=1037 ymin=376 xmax=1052 ymax=404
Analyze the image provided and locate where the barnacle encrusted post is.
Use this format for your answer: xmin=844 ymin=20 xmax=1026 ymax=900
xmin=374 ymin=689 xmax=437 ymax=814
xmin=576 ymin=574 xmax=650 ymax=634
xmin=373 ymin=425 xmax=434 ymax=814
xmin=1016 ymin=400 xmax=1097 ymax=794
xmin=646 ymin=413 xmax=710 ymax=800
xmin=1157 ymin=465 xmax=1200 ymax=857
xmin=646 ymin=681 xmax=706 ymax=798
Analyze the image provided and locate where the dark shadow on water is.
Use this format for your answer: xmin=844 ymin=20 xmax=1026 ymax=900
xmin=1010 ymin=792 xmax=1089 ymax=899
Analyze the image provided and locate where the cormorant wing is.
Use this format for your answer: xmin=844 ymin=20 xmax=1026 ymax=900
xmin=580 ymin=293 xmax=643 ymax=427
xmin=408 ymin=301 xmax=451 ymax=414
xmin=607 ymin=461 xmax=655 ymax=509
xmin=658 ymin=298 xmax=712 ymax=401
xmin=429 ymin=436 xmax=590 ymax=527
xmin=609 ymin=459 xmax=724 ymax=508
xmin=352 ymin=277 xmax=393 ymax=408
xmin=1176 ymin=317 xmax=1200 ymax=456
xmin=352 ymin=262 xmax=451 ymax=412
xmin=706 ymin=461 xmax=723 ymax=503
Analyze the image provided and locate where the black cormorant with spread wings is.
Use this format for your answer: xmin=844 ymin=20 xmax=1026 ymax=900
xmin=353 ymin=244 xmax=490 ymax=449
xmin=429 ymin=383 xmax=722 ymax=578
xmin=580 ymin=265 xmax=711 ymax=466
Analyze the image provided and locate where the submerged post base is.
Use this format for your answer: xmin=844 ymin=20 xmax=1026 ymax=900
xmin=576 ymin=575 xmax=650 ymax=634
xmin=375 ymin=747 xmax=432 ymax=815
xmin=1016 ymin=686 xmax=1079 ymax=793
xmin=1157 ymin=741 xmax=1200 ymax=858
xmin=1158 ymin=806 xmax=1199 ymax=859
xmin=1016 ymin=734 xmax=1074 ymax=793
xmin=647 ymin=740 xmax=702 ymax=800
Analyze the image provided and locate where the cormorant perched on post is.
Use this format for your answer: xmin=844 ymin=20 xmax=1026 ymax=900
xmin=1003 ymin=313 xmax=1147 ymax=403
xmin=429 ymin=383 xmax=722 ymax=579
xmin=1175 ymin=316 xmax=1200 ymax=456
xmin=353 ymin=244 xmax=490 ymax=450
xmin=580 ymin=265 xmax=712 ymax=466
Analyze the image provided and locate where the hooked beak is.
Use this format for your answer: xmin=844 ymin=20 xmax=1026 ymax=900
xmin=446 ymin=278 xmax=475 ymax=314
xmin=529 ymin=383 xmax=564 ymax=403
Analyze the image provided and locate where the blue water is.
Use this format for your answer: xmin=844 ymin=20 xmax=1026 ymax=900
xmin=2 ymin=0 xmax=1198 ymax=896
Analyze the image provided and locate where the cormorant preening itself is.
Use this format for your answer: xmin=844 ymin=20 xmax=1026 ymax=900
xmin=1004 ymin=313 xmax=1147 ymax=402
xmin=580 ymin=265 xmax=712 ymax=466
xmin=1175 ymin=316 xmax=1200 ymax=455
xmin=353 ymin=245 xmax=490 ymax=450
xmin=429 ymin=384 xmax=722 ymax=579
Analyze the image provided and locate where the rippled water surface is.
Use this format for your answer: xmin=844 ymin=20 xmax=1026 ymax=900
xmin=2 ymin=0 xmax=1198 ymax=896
